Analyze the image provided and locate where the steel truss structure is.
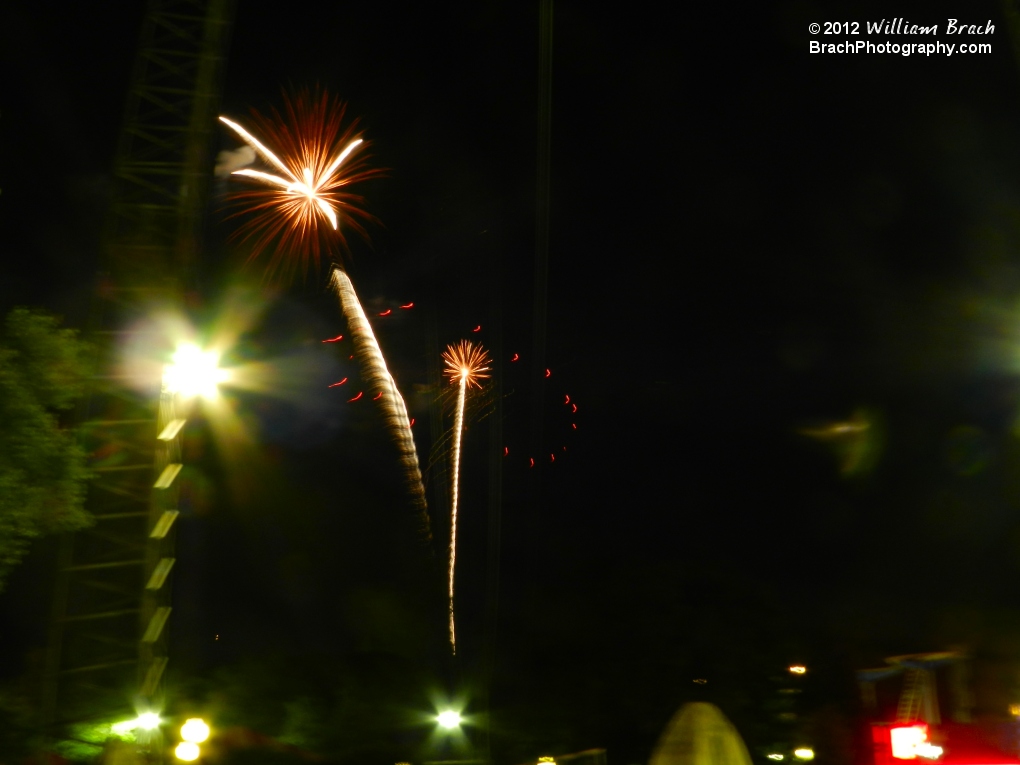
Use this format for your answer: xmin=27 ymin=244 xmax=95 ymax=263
xmin=41 ymin=0 xmax=234 ymax=745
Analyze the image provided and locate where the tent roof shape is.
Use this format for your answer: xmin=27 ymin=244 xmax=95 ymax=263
xmin=650 ymin=702 xmax=754 ymax=765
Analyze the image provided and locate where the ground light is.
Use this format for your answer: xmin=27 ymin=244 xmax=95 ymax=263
xmin=111 ymin=712 xmax=162 ymax=735
xmin=174 ymin=717 xmax=210 ymax=761
xmin=175 ymin=741 xmax=200 ymax=761
xmin=437 ymin=710 xmax=462 ymax=729
xmin=180 ymin=718 xmax=210 ymax=744
xmin=794 ymin=748 xmax=815 ymax=760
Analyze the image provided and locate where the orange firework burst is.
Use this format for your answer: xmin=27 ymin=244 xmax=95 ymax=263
xmin=442 ymin=340 xmax=491 ymax=389
xmin=219 ymin=88 xmax=382 ymax=281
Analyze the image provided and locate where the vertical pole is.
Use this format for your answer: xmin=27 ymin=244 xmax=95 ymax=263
xmin=530 ymin=0 xmax=554 ymax=463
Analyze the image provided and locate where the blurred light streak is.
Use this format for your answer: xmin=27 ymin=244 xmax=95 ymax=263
xmin=348 ymin=391 xmax=363 ymax=402
xmin=322 ymin=334 xmax=343 ymax=343
xmin=441 ymin=340 xmax=491 ymax=653
xmin=331 ymin=267 xmax=429 ymax=536
xmin=328 ymin=378 xmax=348 ymax=387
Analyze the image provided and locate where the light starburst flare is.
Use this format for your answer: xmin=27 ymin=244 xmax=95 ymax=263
xmin=441 ymin=340 xmax=491 ymax=653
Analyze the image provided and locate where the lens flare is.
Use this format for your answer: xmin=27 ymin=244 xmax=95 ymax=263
xmin=441 ymin=340 xmax=491 ymax=652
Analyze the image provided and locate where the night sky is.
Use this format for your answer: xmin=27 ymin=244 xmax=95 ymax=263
xmin=4 ymin=0 xmax=1020 ymax=762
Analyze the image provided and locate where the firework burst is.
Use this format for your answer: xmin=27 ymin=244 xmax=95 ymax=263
xmin=219 ymin=89 xmax=382 ymax=282
xmin=219 ymin=91 xmax=430 ymax=542
xmin=441 ymin=340 xmax=491 ymax=653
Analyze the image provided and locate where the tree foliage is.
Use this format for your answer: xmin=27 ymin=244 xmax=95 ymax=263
xmin=0 ymin=308 xmax=92 ymax=590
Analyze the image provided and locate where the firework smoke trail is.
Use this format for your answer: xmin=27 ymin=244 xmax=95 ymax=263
xmin=441 ymin=340 xmax=491 ymax=653
xmin=331 ymin=267 xmax=430 ymax=537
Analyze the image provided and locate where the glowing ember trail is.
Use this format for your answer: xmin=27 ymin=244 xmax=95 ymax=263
xmin=441 ymin=340 xmax=491 ymax=653
xmin=332 ymin=268 xmax=429 ymax=536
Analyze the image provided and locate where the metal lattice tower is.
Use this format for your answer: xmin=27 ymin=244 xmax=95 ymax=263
xmin=41 ymin=0 xmax=234 ymax=743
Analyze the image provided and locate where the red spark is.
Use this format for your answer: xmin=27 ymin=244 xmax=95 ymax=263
xmin=545 ymin=368 xmax=551 ymax=378
xmin=550 ymin=454 xmax=555 ymax=462
xmin=572 ymin=423 xmax=577 ymax=429
xmin=400 ymin=302 xmax=414 ymax=309
xmin=409 ymin=418 xmax=415 ymax=427
xmin=565 ymin=394 xmax=570 ymax=404
xmin=472 ymin=325 xmax=481 ymax=332
xmin=322 ymin=334 xmax=344 ymax=343
xmin=378 ymin=309 xmax=392 ymax=316
xmin=504 ymin=447 xmax=509 ymax=456
xmin=529 ymin=458 xmax=535 ymax=468
xmin=572 ymin=404 xmax=577 ymax=413
xmin=372 ymin=391 xmax=383 ymax=400
xmin=348 ymin=391 xmax=363 ymax=402
xmin=511 ymin=353 xmax=519 ymax=362
xmin=328 ymin=377 xmax=348 ymax=388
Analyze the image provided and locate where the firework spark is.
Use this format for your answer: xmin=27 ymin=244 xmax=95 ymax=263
xmin=219 ymin=92 xmax=430 ymax=544
xmin=332 ymin=268 xmax=430 ymax=536
xmin=441 ymin=340 xmax=491 ymax=653
xmin=219 ymin=89 xmax=381 ymax=281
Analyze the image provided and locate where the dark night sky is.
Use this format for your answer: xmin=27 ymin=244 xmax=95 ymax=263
xmin=5 ymin=0 xmax=1020 ymax=762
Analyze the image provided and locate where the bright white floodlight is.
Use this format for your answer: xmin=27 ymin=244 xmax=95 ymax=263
xmin=181 ymin=718 xmax=210 ymax=743
xmin=136 ymin=712 xmax=162 ymax=730
xmin=437 ymin=710 xmax=462 ymax=729
xmin=175 ymin=741 xmax=200 ymax=761
xmin=164 ymin=343 xmax=228 ymax=400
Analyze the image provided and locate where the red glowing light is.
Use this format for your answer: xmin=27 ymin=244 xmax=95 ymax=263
xmin=550 ymin=454 xmax=555 ymax=462
xmin=348 ymin=391 xmax=363 ymax=402
xmin=572 ymin=423 xmax=577 ymax=429
xmin=529 ymin=458 xmax=535 ymax=468
xmin=328 ymin=377 xmax=349 ymax=388
xmin=565 ymin=395 xmax=570 ymax=404
xmin=378 ymin=309 xmax=392 ymax=316
xmin=545 ymin=368 xmax=551 ymax=378
xmin=572 ymin=404 xmax=577 ymax=413
xmin=504 ymin=447 xmax=509 ymax=456
xmin=409 ymin=418 xmax=415 ymax=427
xmin=473 ymin=325 xmax=481 ymax=332
xmin=400 ymin=302 xmax=414 ymax=309
xmin=511 ymin=353 xmax=519 ymax=362
xmin=372 ymin=391 xmax=382 ymax=400
xmin=322 ymin=334 xmax=344 ymax=343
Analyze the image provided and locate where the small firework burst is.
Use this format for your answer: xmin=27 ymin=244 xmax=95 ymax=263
xmin=442 ymin=340 xmax=491 ymax=390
